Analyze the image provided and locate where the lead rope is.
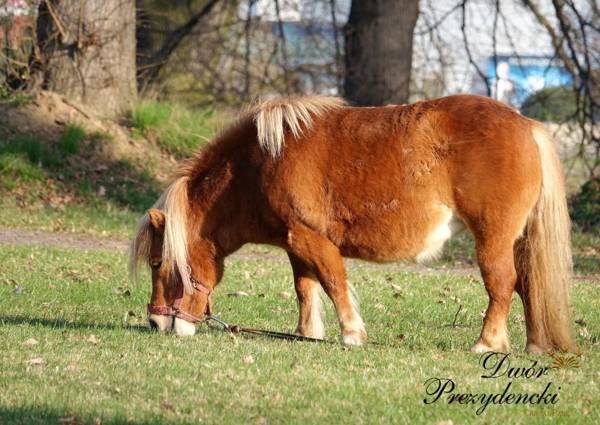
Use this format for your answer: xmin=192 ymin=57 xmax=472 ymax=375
xmin=202 ymin=315 xmax=333 ymax=344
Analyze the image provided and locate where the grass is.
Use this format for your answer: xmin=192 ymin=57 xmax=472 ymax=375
xmin=0 ymin=244 xmax=598 ymax=424
xmin=130 ymin=101 xmax=216 ymax=158
xmin=58 ymin=125 xmax=85 ymax=156
xmin=0 ymin=125 xmax=163 ymax=238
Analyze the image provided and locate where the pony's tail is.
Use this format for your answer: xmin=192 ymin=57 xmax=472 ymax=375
xmin=514 ymin=124 xmax=574 ymax=352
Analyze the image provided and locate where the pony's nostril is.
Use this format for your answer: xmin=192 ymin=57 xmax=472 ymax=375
xmin=148 ymin=318 xmax=159 ymax=330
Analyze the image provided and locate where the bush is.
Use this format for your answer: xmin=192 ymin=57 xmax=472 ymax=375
xmin=570 ymin=177 xmax=600 ymax=233
xmin=521 ymin=86 xmax=577 ymax=122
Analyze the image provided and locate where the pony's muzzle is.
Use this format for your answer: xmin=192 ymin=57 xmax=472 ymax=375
xmin=148 ymin=314 xmax=174 ymax=332
xmin=173 ymin=317 xmax=197 ymax=336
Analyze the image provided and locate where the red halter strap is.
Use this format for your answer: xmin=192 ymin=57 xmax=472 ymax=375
xmin=147 ymin=265 xmax=213 ymax=324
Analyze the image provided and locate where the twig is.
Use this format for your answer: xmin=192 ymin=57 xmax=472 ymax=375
xmin=452 ymin=305 xmax=463 ymax=328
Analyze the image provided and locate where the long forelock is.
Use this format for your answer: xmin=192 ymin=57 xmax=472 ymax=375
xmin=129 ymin=176 xmax=193 ymax=293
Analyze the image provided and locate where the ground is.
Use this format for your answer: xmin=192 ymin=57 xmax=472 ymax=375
xmin=0 ymin=227 xmax=598 ymax=425
xmin=0 ymin=92 xmax=598 ymax=424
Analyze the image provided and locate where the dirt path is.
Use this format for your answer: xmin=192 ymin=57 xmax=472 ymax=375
xmin=0 ymin=227 xmax=128 ymax=251
xmin=0 ymin=225 xmax=479 ymax=276
xmin=2 ymin=226 xmax=596 ymax=282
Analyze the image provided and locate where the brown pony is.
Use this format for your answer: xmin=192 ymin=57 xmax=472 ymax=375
xmin=130 ymin=94 xmax=574 ymax=353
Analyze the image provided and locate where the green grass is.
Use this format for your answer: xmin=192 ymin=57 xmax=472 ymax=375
xmin=0 ymin=244 xmax=598 ymax=424
xmin=58 ymin=125 xmax=85 ymax=156
xmin=0 ymin=125 xmax=163 ymax=238
xmin=130 ymin=101 xmax=215 ymax=157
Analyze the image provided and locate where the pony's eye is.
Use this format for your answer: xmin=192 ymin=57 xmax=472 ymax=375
xmin=149 ymin=259 xmax=162 ymax=269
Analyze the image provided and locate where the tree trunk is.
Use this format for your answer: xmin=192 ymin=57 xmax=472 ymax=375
xmin=37 ymin=0 xmax=137 ymax=117
xmin=344 ymin=0 xmax=419 ymax=106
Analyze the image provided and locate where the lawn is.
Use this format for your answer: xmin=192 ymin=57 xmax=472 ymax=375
xmin=1 ymin=244 xmax=598 ymax=424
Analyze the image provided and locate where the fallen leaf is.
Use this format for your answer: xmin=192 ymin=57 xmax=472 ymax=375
xmin=13 ymin=285 xmax=25 ymax=294
xmin=87 ymin=334 xmax=99 ymax=345
xmin=279 ymin=291 xmax=291 ymax=300
xmin=123 ymin=310 xmax=137 ymax=323
xmin=114 ymin=287 xmax=131 ymax=297
xmin=579 ymin=327 xmax=590 ymax=339
xmin=23 ymin=338 xmax=39 ymax=347
xmin=243 ymin=355 xmax=255 ymax=364
xmin=228 ymin=291 xmax=250 ymax=297
xmin=27 ymin=357 xmax=44 ymax=366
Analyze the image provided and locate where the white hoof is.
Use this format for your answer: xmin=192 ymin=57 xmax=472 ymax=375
xmin=526 ymin=343 xmax=546 ymax=355
xmin=148 ymin=314 xmax=173 ymax=332
xmin=342 ymin=332 xmax=365 ymax=346
xmin=470 ymin=342 xmax=494 ymax=353
xmin=173 ymin=317 xmax=196 ymax=336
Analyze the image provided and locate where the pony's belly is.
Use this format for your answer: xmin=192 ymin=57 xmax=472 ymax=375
xmin=339 ymin=205 xmax=455 ymax=263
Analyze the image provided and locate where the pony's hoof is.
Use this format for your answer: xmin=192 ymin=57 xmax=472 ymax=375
xmin=342 ymin=331 xmax=366 ymax=346
xmin=471 ymin=342 xmax=494 ymax=353
xmin=174 ymin=317 xmax=196 ymax=336
xmin=295 ymin=327 xmax=325 ymax=340
xmin=526 ymin=343 xmax=546 ymax=355
xmin=470 ymin=341 xmax=510 ymax=353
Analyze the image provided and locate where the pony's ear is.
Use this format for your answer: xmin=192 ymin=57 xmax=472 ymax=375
xmin=147 ymin=208 xmax=166 ymax=230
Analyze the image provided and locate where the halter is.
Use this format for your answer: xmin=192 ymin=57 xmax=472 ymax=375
xmin=147 ymin=265 xmax=213 ymax=324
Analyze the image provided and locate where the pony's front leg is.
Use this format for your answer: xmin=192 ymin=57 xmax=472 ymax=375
xmin=288 ymin=253 xmax=325 ymax=339
xmin=286 ymin=225 xmax=366 ymax=346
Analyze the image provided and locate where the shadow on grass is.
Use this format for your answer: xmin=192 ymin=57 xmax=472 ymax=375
xmin=0 ymin=405 xmax=170 ymax=425
xmin=0 ymin=315 xmax=152 ymax=333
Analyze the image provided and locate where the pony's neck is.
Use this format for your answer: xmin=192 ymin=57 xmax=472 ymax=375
xmin=187 ymin=161 xmax=254 ymax=258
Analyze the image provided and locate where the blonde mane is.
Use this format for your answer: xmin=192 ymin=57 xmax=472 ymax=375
xmin=129 ymin=177 xmax=193 ymax=293
xmin=254 ymin=95 xmax=346 ymax=156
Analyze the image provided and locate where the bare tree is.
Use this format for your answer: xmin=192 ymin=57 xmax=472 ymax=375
xmin=344 ymin=0 xmax=419 ymax=106
xmin=521 ymin=0 xmax=600 ymax=178
xmin=36 ymin=0 xmax=137 ymax=117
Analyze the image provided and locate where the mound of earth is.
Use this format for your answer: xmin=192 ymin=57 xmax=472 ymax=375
xmin=0 ymin=90 xmax=174 ymax=182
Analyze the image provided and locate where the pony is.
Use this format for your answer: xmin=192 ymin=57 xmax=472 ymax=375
xmin=130 ymin=94 xmax=574 ymax=353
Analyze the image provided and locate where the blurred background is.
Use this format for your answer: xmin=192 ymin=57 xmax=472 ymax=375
xmin=0 ymin=0 xmax=598 ymax=245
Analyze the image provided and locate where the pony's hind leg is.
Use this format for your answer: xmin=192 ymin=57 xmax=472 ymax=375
xmin=288 ymin=253 xmax=325 ymax=339
xmin=471 ymin=235 xmax=518 ymax=353
xmin=286 ymin=225 xmax=366 ymax=346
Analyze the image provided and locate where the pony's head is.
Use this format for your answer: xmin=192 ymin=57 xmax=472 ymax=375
xmin=129 ymin=177 xmax=224 ymax=336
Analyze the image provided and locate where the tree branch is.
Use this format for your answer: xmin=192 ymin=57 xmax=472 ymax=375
xmin=139 ymin=0 xmax=221 ymax=87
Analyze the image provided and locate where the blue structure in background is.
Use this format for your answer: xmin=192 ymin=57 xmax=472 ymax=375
xmin=486 ymin=55 xmax=572 ymax=106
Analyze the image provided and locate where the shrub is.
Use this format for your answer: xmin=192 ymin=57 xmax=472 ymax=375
xmin=520 ymin=86 xmax=578 ymax=122
xmin=570 ymin=177 xmax=600 ymax=233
